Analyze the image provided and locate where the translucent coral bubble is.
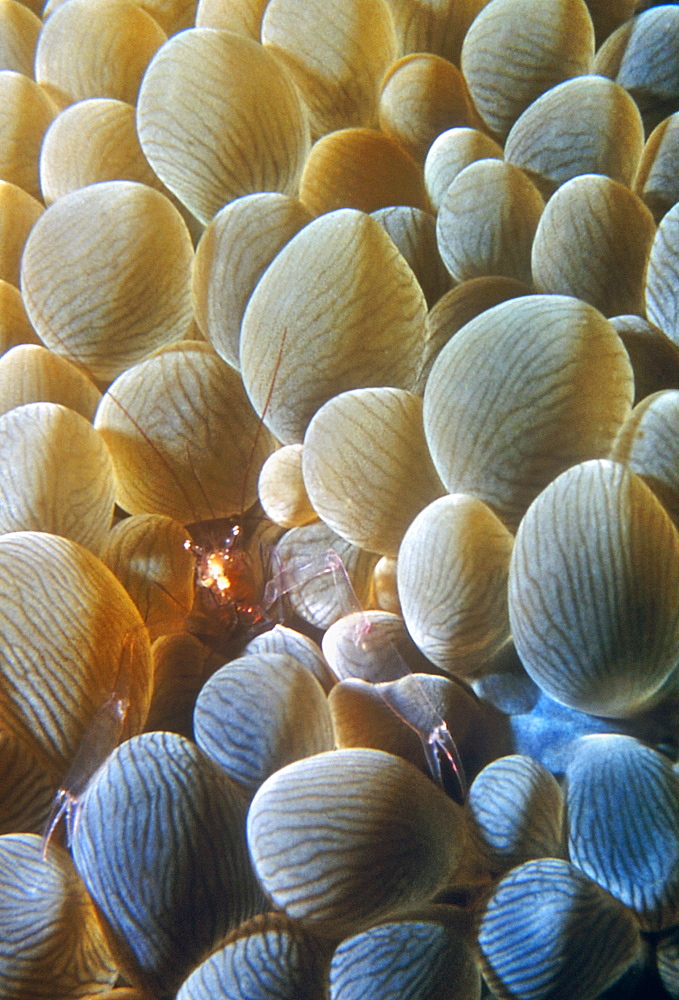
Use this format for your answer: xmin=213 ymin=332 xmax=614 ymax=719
xmin=35 ymin=0 xmax=166 ymax=109
xmin=0 ymin=834 xmax=118 ymax=998
xmin=461 ymin=0 xmax=594 ymax=140
xmin=95 ymin=343 xmax=276 ymax=522
xmin=21 ymin=181 xmax=194 ymax=381
xmin=0 ymin=0 xmax=41 ymax=77
xmin=397 ymin=494 xmax=513 ymax=678
xmin=137 ymin=28 xmax=310 ymax=224
xmin=71 ymin=732 xmax=263 ymax=996
xmin=423 ymin=295 xmax=633 ymax=529
xmin=0 ymin=402 xmax=114 ymax=554
xmin=247 ymin=748 xmax=463 ymax=938
xmin=505 ymin=75 xmax=644 ymax=196
xmin=509 ymin=460 xmax=679 ymax=717
xmin=532 ymin=173 xmax=656 ymax=317
xmin=240 ymin=209 xmax=427 ymax=444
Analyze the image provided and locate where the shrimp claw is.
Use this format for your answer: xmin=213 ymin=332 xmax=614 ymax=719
xmin=425 ymin=722 xmax=468 ymax=805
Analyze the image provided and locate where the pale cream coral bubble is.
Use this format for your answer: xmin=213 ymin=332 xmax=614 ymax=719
xmin=137 ymin=28 xmax=310 ymax=225
xmin=258 ymin=444 xmax=318 ymax=529
xmin=240 ymin=208 xmax=427 ymax=445
xmin=0 ymin=402 xmax=115 ymax=554
xmin=20 ymin=181 xmax=194 ymax=381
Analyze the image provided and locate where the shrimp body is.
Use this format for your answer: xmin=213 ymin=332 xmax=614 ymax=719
xmin=264 ymin=547 xmax=469 ymax=803
xmin=42 ymin=685 xmax=129 ymax=856
xmin=183 ymin=513 xmax=279 ymax=655
xmin=355 ymin=614 xmax=468 ymax=804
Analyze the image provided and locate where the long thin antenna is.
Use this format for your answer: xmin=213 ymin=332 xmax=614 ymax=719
xmin=238 ymin=327 xmax=288 ymax=518
xmin=36 ymin=315 xmax=204 ymax=520
xmin=101 ymin=387 xmax=199 ymax=519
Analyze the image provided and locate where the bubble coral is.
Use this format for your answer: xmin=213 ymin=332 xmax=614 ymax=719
xmin=4 ymin=0 xmax=679 ymax=996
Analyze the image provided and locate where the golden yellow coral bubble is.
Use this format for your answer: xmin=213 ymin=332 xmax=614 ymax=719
xmin=0 ymin=70 xmax=55 ymax=199
xmin=195 ymin=0 xmax=267 ymax=37
xmin=261 ymin=0 xmax=397 ymax=139
xmin=0 ymin=0 xmax=41 ymax=77
xmin=303 ymin=387 xmax=444 ymax=557
xmin=0 ymin=343 xmax=101 ymax=420
xmin=35 ymin=0 xmax=167 ymax=109
xmin=0 ymin=279 xmax=40 ymax=355
xmin=0 ymin=531 xmax=151 ymax=775
xmin=102 ymin=513 xmax=195 ymax=642
xmin=379 ymin=53 xmax=482 ymax=165
xmin=0 ymin=179 xmax=42 ymax=287
xmin=300 ymin=127 xmax=429 ymax=216
xmin=386 ymin=0 xmax=488 ymax=65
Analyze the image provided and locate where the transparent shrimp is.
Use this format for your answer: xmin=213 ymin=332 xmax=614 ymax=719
xmin=263 ymin=549 xmax=468 ymax=804
xmin=41 ymin=638 xmax=133 ymax=858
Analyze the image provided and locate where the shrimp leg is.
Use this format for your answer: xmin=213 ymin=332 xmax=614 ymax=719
xmin=262 ymin=547 xmax=362 ymax=615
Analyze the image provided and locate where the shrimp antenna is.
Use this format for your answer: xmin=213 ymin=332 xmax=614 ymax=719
xmin=102 ymin=388 xmax=200 ymax=519
xmin=238 ymin=327 xmax=288 ymax=519
xmin=184 ymin=440 xmax=218 ymax=524
xmin=38 ymin=318 xmax=201 ymax=522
